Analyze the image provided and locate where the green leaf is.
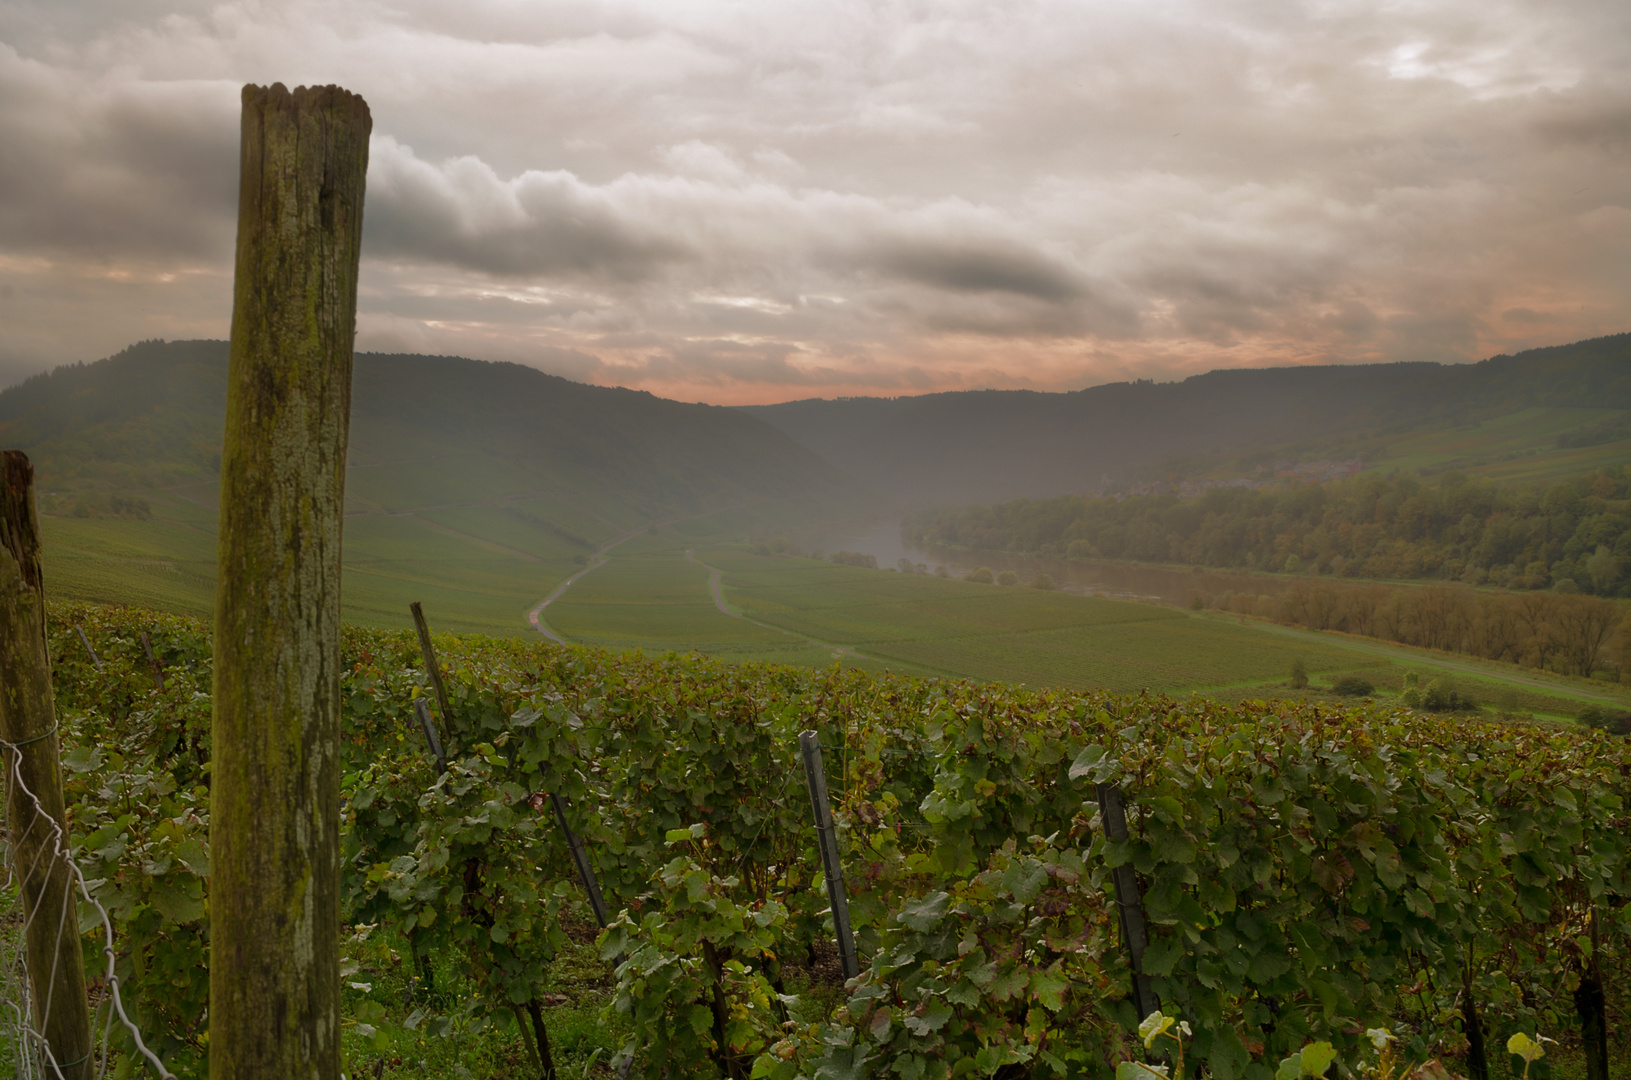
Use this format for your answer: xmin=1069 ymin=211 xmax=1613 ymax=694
xmin=1003 ymin=859 xmax=1048 ymax=904
xmin=897 ymin=892 xmax=949 ymax=932
xmin=869 ymin=1006 xmax=892 ymax=1043
xmin=1142 ymin=934 xmax=1184 ymax=978
xmin=688 ymin=1004 xmax=714 ymax=1037
xmin=1506 ymin=1033 xmax=1545 ymax=1064
xmin=1207 ymin=1029 xmax=1250 ymax=1080
xmin=893 ymin=1053 xmax=927 ymax=1080
xmin=1030 ymin=967 xmax=1068 ymax=1011
xmin=148 ymin=880 xmax=205 ymax=924
xmin=1298 ymin=1042 xmax=1337 ymax=1077
xmin=1068 ymin=744 xmax=1106 ymax=781
xmin=1139 ymin=1011 xmax=1175 ymax=1048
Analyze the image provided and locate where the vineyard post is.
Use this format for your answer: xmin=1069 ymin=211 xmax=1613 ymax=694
xmin=1574 ymin=907 xmax=1608 ymax=1080
xmin=139 ymin=631 xmax=165 ymax=690
xmin=74 ymin=625 xmax=103 ymax=672
xmin=211 ymin=82 xmax=369 ymax=1080
xmin=0 ymin=451 xmax=94 ymax=1080
xmin=412 ymin=697 xmax=448 ymax=775
xmin=1096 ymin=783 xmax=1158 ymax=1022
xmin=799 ymin=730 xmax=860 ymax=981
xmin=1461 ymin=958 xmax=1489 ymax=1080
xmin=409 ymin=601 xmax=454 ymax=751
xmin=548 ymin=793 xmax=611 ymax=927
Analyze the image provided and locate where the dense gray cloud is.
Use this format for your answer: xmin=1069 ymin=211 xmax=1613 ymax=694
xmin=0 ymin=0 xmax=1627 ymax=402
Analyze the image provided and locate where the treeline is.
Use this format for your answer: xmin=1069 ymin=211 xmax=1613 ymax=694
xmin=1201 ymin=578 xmax=1624 ymax=678
xmin=905 ymin=465 xmax=1631 ymax=596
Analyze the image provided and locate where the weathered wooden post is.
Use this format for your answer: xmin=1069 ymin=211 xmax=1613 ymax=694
xmin=0 ymin=451 xmax=94 ymax=1080
xmin=210 ymin=83 xmax=369 ymax=1080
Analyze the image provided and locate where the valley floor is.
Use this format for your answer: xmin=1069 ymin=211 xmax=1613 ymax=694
xmin=40 ymin=489 xmax=1629 ymax=723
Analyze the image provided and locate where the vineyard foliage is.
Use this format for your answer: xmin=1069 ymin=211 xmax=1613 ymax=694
xmin=36 ymin=602 xmax=1631 ymax=1080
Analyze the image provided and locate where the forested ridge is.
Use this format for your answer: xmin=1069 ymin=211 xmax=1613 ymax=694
xmin=0 ymin=338 xmax=854 ymax=515
xmin=747 ymin=333 xmax=1631 ymax=501
xmin=905 ymin=465 xmax=1631 ymax=596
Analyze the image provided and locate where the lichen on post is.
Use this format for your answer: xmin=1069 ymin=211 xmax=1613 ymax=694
xmin=210 ymin=83 xmax=369 ymax=1080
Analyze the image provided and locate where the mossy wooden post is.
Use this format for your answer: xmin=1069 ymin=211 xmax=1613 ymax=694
xmin=211 ymin=83 xmax=369 ymax=1080
xmin=0 ymin=451 xmax=94 ymax=1080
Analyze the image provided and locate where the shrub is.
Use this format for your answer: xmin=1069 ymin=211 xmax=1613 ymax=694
xmin=1288 ymin=658 xmax=1308 ymax=689
xmin=996 ymin=570 xmax=1020 ymax=586
xmin=1420 ymin=677 xmax=1476 ymax=712
xmin=965 ymin=567 xmax=994 ymax=584
xmin=1331 ymin=675 xmax=1374 ymax=696
xmin=1031 ymin=573 xmax=1056 ymax=590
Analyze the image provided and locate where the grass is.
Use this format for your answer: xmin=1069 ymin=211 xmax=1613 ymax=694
xmin=541 ymin=548 xmax=893 ymax=674
xmin=39 ymin=492 xmax=1628 ymax=719
xmin=339 ymin=916 xmax=625 ymax=1080
xmin=689 ymin=550 xmax=1378 ymax=692
xmin=1373 ymin=405 xmax=1631 ymax=481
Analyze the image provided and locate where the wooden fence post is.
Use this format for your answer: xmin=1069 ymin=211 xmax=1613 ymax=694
xmin=1096 ymin=782 xmax=1159 ymax=1022
xmin=799 ymin=731 xmax=859 ymax=981
xmin=210 ymin=82 xmax=369 ymax=1080
xmin=0 ymin=451 xmax=94 ymax=1080
xmin=409 ymin=601 xmax=453 ymax=752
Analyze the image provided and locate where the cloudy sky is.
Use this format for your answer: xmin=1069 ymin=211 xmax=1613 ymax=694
xmin=1 ymin=0 xmax=1627 ymax=404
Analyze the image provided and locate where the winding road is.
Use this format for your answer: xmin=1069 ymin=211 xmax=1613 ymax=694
xmin=526 ymin=524 xmax=652 ymax=643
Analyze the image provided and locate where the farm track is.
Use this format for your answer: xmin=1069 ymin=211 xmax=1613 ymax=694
xmin=526 ymin=524 xmax=652 ymax=644
xmin=686 ymin=549 xmax=872 ymax=663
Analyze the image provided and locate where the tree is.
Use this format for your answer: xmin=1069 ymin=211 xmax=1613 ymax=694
xmin=1550 ymin=595 xmax=1622 ymax=677
xmin=1585 ymin=545 xmax=1621 ymax=594
xmin=997 ymin=570 xmax=1020 ymax=586
xmin=1289 ymin=658 xmax=1308 ymax=688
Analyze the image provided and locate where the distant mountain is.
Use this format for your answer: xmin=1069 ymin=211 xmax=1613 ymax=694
xmin=741 ymin=334 xmax=1631 ymax=504
xmin=0 ymin=339 xmax=851 ymax=514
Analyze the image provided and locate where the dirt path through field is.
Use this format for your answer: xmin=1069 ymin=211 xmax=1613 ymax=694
xmin=527 ymin=524 xmax=651 ymax=643
xmin=684 ymin=549 xmax=877 ymax=662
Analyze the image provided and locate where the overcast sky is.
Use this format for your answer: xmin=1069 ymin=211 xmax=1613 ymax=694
xmin=1 ymin=0 xmax=1627 ymax=404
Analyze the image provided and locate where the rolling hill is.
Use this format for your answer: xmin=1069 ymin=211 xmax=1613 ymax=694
xmin=741 ymin=333 xmax=1631 ymax=503
xmin=0 ymin=339 xmax=864 ymax=631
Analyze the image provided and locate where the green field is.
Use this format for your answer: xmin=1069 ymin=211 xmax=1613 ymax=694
xmin=41 ymin=492 xmax=1631 ymax=718
xmin=527 ymin=538 xmax=1630 ymax=716
xmin=541 ymin=542 xmax=854 ymax=669
xmin=697 ymin=548 xmax=1378 ymax=691
xmin=41 ymin=473 xmax=607 ymax=634
xmin=1374 ymin=405 xmax=1631 ymax=481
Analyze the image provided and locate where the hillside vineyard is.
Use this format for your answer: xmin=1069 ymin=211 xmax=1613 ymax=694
xmin=47 ymin=603 xmax=1630 ymax=1080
